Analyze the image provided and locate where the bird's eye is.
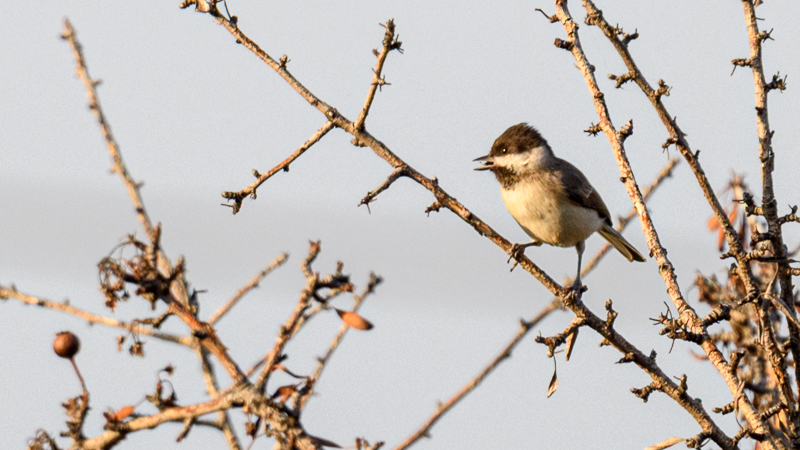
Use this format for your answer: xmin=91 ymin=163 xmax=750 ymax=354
xmin=501 ymin=148 xmax=507 ymax=154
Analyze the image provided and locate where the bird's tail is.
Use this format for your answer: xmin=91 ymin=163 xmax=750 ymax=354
xmin=598 ymin=224 xmax=646 ymax=262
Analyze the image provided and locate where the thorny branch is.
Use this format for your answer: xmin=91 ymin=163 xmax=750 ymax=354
xmin=576 ymin=1 xmax=799 ymax=447
xmin=740 ymin=1 xmax=800 ymax=431
xmin=549 ymin=1 xmax=761 ymax=448
xmin=51 ymin=20 xmax=391 ymax=450
xmin=21 ymin=1 xmax=799 ymax=449
xmin=221 ymin=121 xmax=335 ymax=214
xmin=0 ymin=286 xmax=190 ymax=347
xmin=198 ymin=8 xmax=568 ymax=296
xmin=181 ymin=3 xmax=732 ymax=448
xmin=579 ymin=0 xmax=760 ymax=299
xmin=395 ymin=156 xmax=678 ymax=449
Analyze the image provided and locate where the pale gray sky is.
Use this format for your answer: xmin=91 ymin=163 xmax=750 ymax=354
xmin=2 ymin=1 xmax=800 ymax=449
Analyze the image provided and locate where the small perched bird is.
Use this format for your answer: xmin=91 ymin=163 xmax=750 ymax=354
xmin=475 ymin=123 xmax=645 ymax=289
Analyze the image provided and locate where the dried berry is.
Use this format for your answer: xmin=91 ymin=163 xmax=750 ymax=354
xmin=54 ymin=331 xmax=80 ymax=359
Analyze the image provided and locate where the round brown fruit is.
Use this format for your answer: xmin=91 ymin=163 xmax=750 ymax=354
xmin=53 ymin=331 xmax=80 ymax=359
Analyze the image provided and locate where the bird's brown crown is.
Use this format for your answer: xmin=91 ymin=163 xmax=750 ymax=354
xmin=490 ymin=123 xmax=550 ymax=157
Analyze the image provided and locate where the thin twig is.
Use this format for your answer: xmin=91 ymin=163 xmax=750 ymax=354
xmin=0 ymin=286 xmax=191 ymax=347
xmin=393 ymin=158 xmax=678 ymax=449
xmin=354 ymin=20 xmax=401 ymax=131
xmin=192 ymin=341 xmax=242 ymax=450
xmin=255 ymin=242 xmax=322 ymax=392
xmin=393 ymin=300 xmax=560 ymax=450
xmin=297 ymin=273 xmax=382 ymax=411
xmin=64 ymin=20 xmax=247 ymax=385
xmin=222 ymin=122 xmax=335 ymax=214
xmin=208 ymin=13 xmax=564 ymax=296
xmin=62 ymin=20 xmax=155 ymax=243
xmin=359 ymin=165 xmax=408 ymax=211
xmin=209 ymin=253 xmax=289 ymax=325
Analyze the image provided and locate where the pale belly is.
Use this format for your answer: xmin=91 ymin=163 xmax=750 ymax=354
xmin=500 ymin=183 xmax=604 ymax=247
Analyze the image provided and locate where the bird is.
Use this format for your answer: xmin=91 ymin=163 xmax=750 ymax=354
xmin=474 ymin=123 xmax=645 ymax=290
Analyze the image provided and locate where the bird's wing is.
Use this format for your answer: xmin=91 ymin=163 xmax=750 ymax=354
xmin=553 ymin=158 xmax=613 ymax=226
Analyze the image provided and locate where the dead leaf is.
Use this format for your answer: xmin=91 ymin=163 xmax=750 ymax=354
xmin=272 ymin=385 xmax=296 ymax=402
xmin=565 ymin=328 xmax=578 ymax=361
xmin=645 ymin=436 xmax=685 ymax=450
xmin=707 ymin=215 xmax=719 ymax=232
xmin=114 ymin=405 xmax=135 ymax=421
xmin=103 ymin=405 xmax=135 ymax=423
xmin=335 ymin=309 xmax=373 ymax=330
xmin=546 ymin=369 xmax=558 ymax=398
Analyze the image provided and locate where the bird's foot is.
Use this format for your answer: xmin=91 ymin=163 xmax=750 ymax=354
xmin=507 ymin=243 xmax=529 ymax=272
xmin=560 ymin=283 xmax=587 ymax=305
xmin=570 ymin=277 xmax=587 ymax=294
xmin=507 ymin=243 xmax=526 ymax=263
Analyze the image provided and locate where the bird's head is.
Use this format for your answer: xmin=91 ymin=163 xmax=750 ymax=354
xmin=474 ymin=123 xmax=552 ymax=175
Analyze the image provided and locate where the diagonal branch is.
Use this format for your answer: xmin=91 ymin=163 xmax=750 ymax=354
xmin=222 ymin=122 xmax=335 ymax=214
xmin=0 ymin=285 xmax=190 ymax=347
xmin=208 ymin=252 xmax=289 ymax=325
xmin=393 ymin=300 xmax=560 ymax=450
xmin=552 ymin=1 xmax=770 ymax=448
xmin=297 ymin=273 xmax=383 ymax=412
xmin=359 ymin=165 xmax=409 ymax=210
xmin=393 ymin=157 xmax=678 ymax=450
xmin=255 ymin=242 xmax=322 ymax=392
xmin=62 ymin=20 xmax=156 ymax=243
xmin=63 ymin=19 xmax=247 ymax=386
xmin=200 ymin=11 xmax=564 ymax=297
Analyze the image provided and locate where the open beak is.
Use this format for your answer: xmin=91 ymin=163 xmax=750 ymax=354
xmin=473 ymin=154 xmax=494 ymax=171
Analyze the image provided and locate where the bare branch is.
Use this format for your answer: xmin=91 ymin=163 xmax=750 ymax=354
xmin=81 ymin=384 xmax=320 ymax=450
xmin=552 ymin=2 xmax=754 ymax=447
xmin=222 ymin=122 xmax=335 ymax=214
xmin=208 ymin=252 xmax=289 ymax=325
xmin=0 ymin=286 xmax=190 ymax=347
xmin=62 ymin=20 xmax=156 ymax=243
xmin=581 ymin=0 xmax=759 ymax=298
xmin=255 ymin=242 xmax=323 ymax=392
xmin=359 ymin=165 xmax=409 ymax=211
xmin=740 ymin=1 xmax=800 ymax=424
xmin=297 ymin=273 xmax=383 ymax=411
xmin=354 ymin=20 xmax=402 ymax=131
xmin=393 ymin=300 xmax=560 ymax=450
xmin=202 ymin=13 xmax=566 ymax=296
